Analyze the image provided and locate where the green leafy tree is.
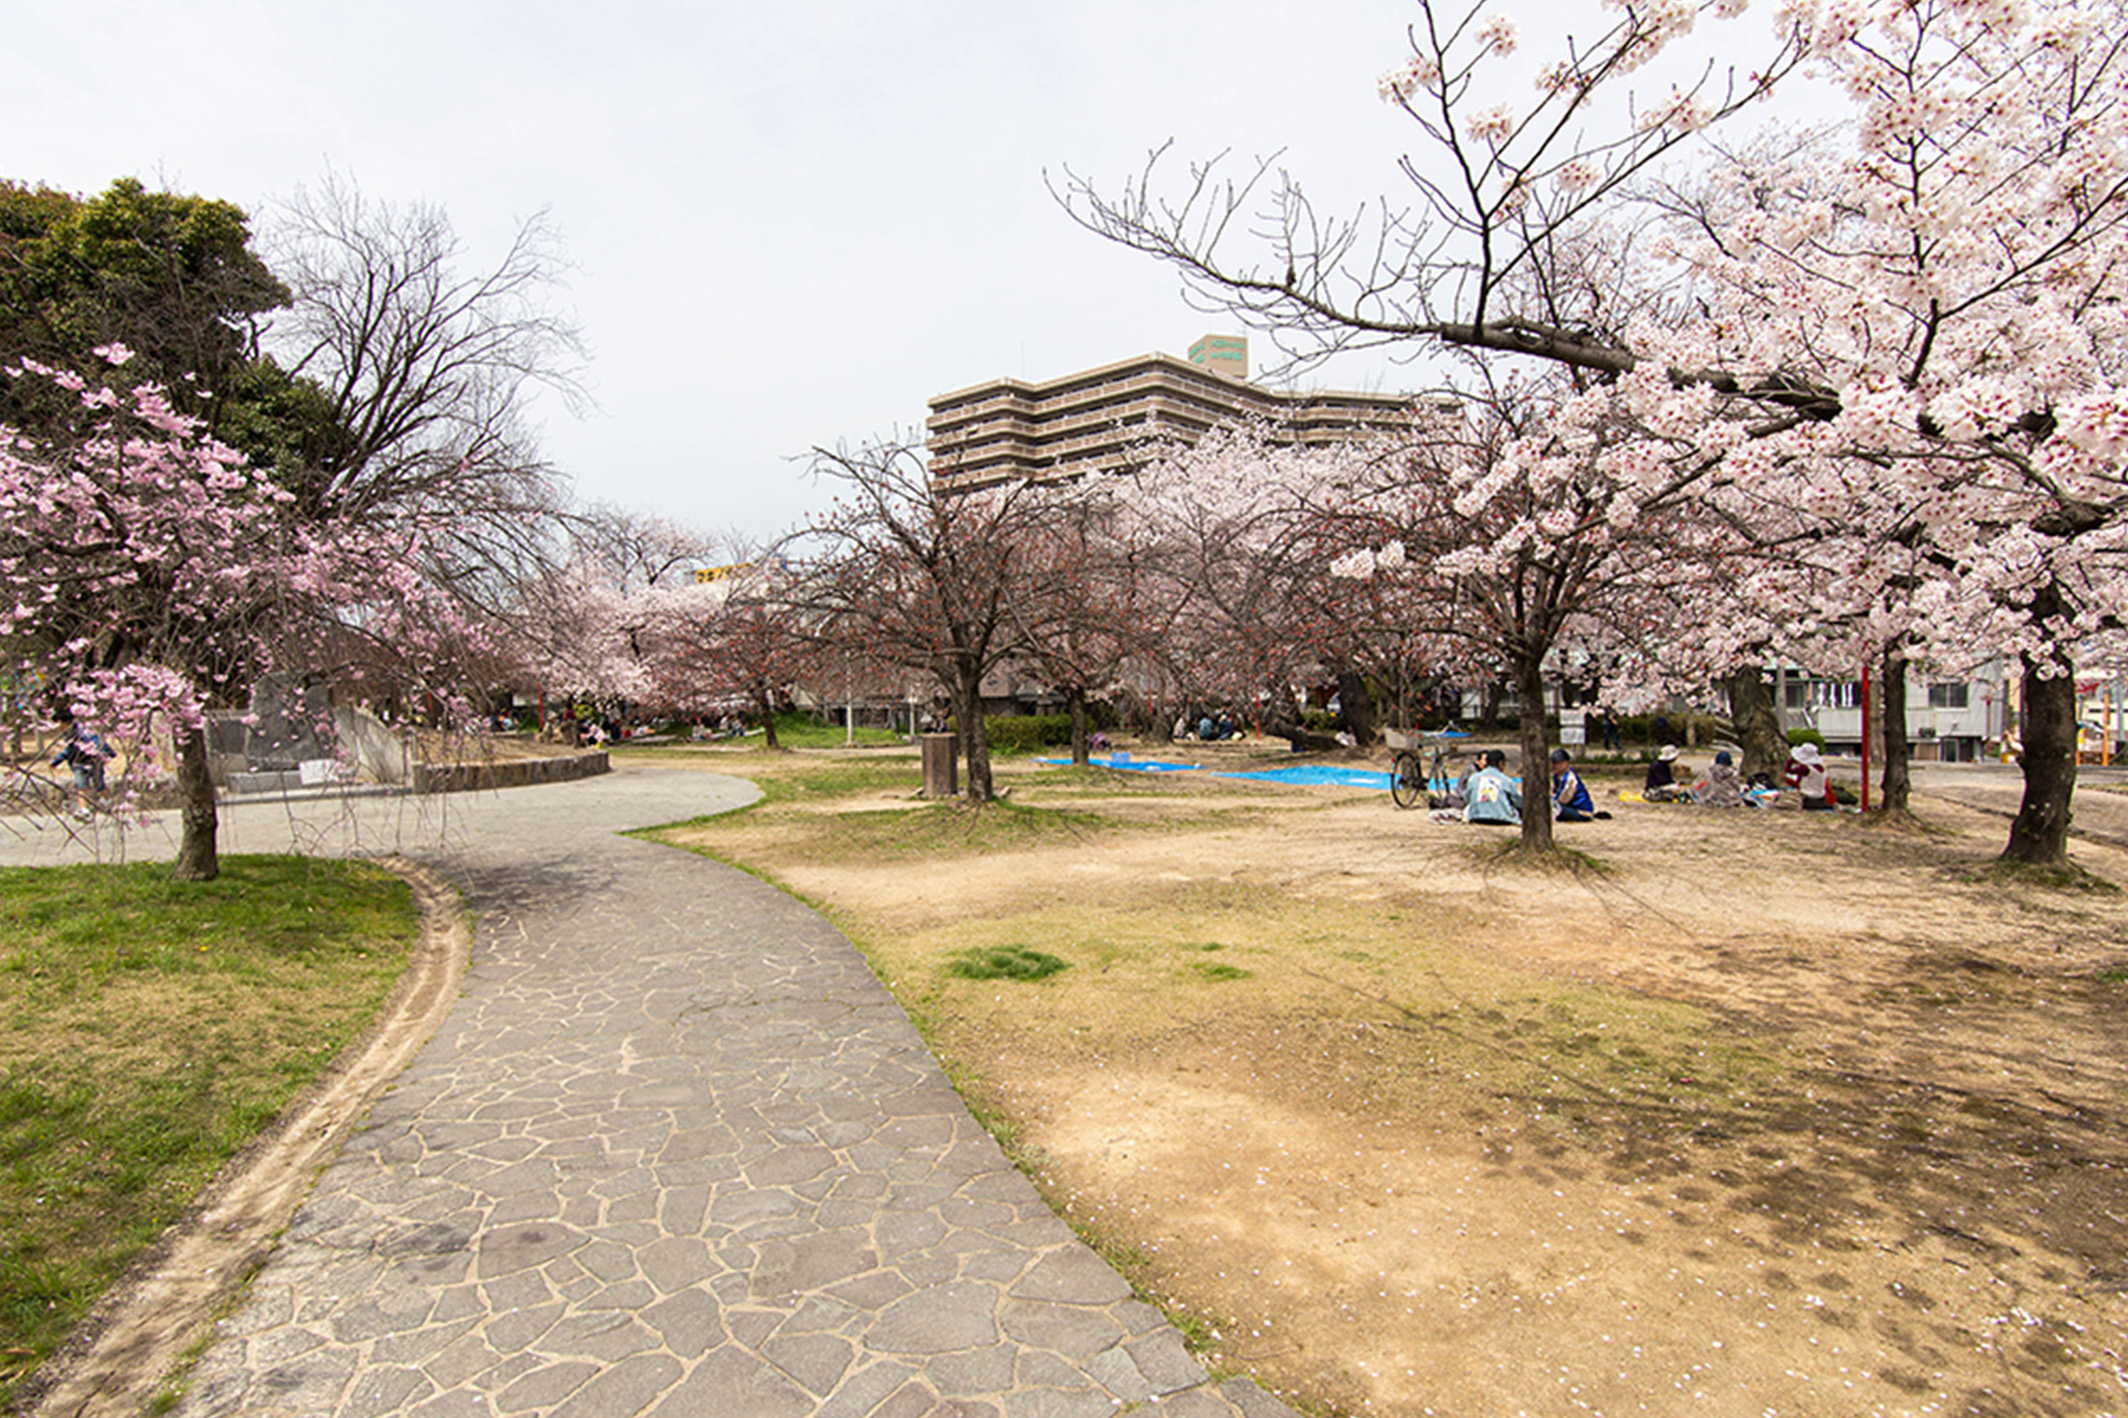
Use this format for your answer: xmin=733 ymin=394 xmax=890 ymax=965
xmin=0 ymin=178 xmax=288 ymax=434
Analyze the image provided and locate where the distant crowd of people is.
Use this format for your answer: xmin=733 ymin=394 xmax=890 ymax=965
xmin=1175 ymin=709 xmax=1244 ymax=741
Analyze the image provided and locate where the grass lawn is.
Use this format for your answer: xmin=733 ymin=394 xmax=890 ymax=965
xmin=0 ymin=856 xmax=418 ymax=1407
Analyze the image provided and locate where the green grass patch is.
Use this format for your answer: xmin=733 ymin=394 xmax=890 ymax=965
xmin=660 ymin=787 xmax=1117 ymax=866
xmin=1190 ymin=961 xmax=1252 ymax=981
xmin=726 ymin=757 xmax=921 ymax=808
xmin=0 ymin=856 xmax=418 ymax=1406
xmin=757 ymin=712 xmax=909 ymax=749
xmin=827 ymin=799 xmax=1111 ymax=858
xmin=946 ymin=946 xmax=1070 ymax=981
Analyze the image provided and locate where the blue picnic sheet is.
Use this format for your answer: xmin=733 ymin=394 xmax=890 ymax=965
xmin=1222 ymin=764 xmax=1397 ymax=790
xmin=1040 ymin=756 xmax=1395 ymax=790
xmin=1039 ymin=756 xmax=1204 ymax=773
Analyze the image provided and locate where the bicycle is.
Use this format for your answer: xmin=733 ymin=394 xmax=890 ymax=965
xmin=1386 ymin=726 xmax=1471 ymax=810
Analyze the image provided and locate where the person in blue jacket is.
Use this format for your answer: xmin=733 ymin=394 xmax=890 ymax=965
xmin=1462 ymin=749 xmax=1521 ymax=825
xmin=51 ymin=711 xmax=113 ymax=821
xmin=1550 ymin=748 xmax=1598 ymax=822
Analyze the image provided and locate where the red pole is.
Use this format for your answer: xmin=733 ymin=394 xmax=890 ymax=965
xmin=1860 ymin=661 xmax=1872 ymax=814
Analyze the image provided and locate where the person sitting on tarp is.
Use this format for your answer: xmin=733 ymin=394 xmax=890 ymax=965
xmin=1463 ymin=749 xmax=1522 ymax=826
xmin=1551 ymin=748 xmax=1600 ymax=822
xmin=1643 ymin=744 xmax=1687 ymax=802
xmin=1786 ymin=741 xmax=1835 ymax=811
xmin=1694 ymin=749 xmax=1746 ymax=807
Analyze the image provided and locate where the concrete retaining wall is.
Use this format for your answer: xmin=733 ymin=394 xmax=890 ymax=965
xmin=413 ymin=750 xmax=610 ymax=794
xmin=335 ymin=706 xmax=415 ymax=786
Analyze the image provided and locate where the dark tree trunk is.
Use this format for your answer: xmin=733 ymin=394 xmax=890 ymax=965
xmin=1880 ymin=646 xmax=1912 ymax=815
xmin=1067 ymin=686 xmax=1090 ymax=766
xmin=1481 ymin=679 xmax=1505 ymax=728
xmin=1723 ymin=666 xmax=1788 ymax=782
xmin=2004 ymin=656 xmax=2076 ymax=865
xmin=173 ymin=722 xmax=219 ymax=882
xmin=951 ymin=664 xmax=997 ymax=802
xmin=1260 ymin=715 xmax=1345 ymax=752
xmin=1516 ymin=650 xmax=1554 ymax=851
xmin=1334 ymin=669 xmax=1379 ymax=745
xmin=754 ymin=685 xmax=783 ymax=750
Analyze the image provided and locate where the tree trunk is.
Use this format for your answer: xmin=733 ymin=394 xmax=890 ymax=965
xmin=1723 ymin=666 xmax=1787 ymax=782
xmin=1516 ymin=651 xmax=1555 ymax=851
xmin=1880 ymin=645 xmax=1912 ymax=815
xmin=1067 ymin=686 xmax=1090 ymax=766
xmin=1260 ymin=716 xmax=1345 ymax=752
xmin=173 ymin=722 xmax=219 ymax=882
xmin=754 ymin=685 xmax=783 ymax=750
xmin=1481 ymin=679 xmax=1505 ymax=728
xmin=952 ymin=664 xmax=997 ymax=802
xmin=2004 ymin=656 xmax=2076 ymax=865
xmin=1334 ymin=669 xmax=1379 ymax=745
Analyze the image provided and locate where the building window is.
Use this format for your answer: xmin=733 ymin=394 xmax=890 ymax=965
xmin=1929 ymin=683 xmax=1969 ymax=709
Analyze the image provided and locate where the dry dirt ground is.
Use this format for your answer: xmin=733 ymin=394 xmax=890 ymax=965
xmin=668 ymin=745 xmax=2128 ymax=1418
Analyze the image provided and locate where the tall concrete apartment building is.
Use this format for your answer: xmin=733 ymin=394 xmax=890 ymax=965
xmin=927 ymin=334 xmax=1431 ymax=489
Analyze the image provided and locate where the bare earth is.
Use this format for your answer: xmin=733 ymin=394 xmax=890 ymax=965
xmin=690 ymin=751 xmax=2128 ymax=1418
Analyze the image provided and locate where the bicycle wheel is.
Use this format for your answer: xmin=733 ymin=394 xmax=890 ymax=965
xmin=1390 ymin=750 xmax=1426 ymax=809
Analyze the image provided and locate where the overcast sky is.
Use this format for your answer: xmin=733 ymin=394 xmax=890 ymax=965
xmin=3 ymin=1 xmax=1801 ymax=542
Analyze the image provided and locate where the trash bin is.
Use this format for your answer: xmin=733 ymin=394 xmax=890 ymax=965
xmin=921 ymin=733 xmax=959 ymax=798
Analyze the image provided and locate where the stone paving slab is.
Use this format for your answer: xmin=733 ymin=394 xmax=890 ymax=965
xmin=0 ymin=768 xmax=1300 ymax=1418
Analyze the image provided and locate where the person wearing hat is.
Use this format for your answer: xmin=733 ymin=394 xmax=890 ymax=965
xmin=1643 ymin=743 xmax=1687 ymax=802
xmin=1462 ymin=748 xmax=1522 ymax=826
xmin=1693 ymin=749 xmax=1745 ymax=807
xmin=1550 ymin=748 xmax=1599 ymax=822
xmin=1785 ymin=741 xmax=1834 ymax=810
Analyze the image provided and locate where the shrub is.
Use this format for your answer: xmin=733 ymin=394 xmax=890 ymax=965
xmin=982 ymin=714 xmax=1074 ymax=753
xmin=1787 ymin=726 xmax=1827 ymax=750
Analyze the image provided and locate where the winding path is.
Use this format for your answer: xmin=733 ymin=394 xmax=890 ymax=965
xmin=5 ymin=766 xmax=1297 ymax=1418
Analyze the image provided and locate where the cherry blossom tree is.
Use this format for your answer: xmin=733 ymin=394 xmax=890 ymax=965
xmin=1065 ymin=0 xmax=2128 ymax=864
xmin=666 ymin=554 xmax=818 ymax=750
xmin=509 ymin=508 xmax=721 ymax=725
xmin=792 ymin=439 xmax=1077 ymax=802
xmin=1320 ymin=383 xmax=1744 ymax=846
xmin=1115 ymin=426 xmax=1368 ymax=749
xmin=1001 ymin=481 xmax=1159 ymax=765
xmin=2 ymin=351 xmax=483 ymax=879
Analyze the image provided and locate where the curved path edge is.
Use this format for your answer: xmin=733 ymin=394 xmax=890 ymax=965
xmin=27 ymin=859 xmax=473 ymax=1418
xmin=7 ymin=769 xmax=1309 ymax=1418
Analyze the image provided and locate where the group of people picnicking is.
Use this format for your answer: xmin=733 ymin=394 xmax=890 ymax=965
xmin=1428 ymin=747 xmax=1612 ymax=825
xmin=1431 ymin=739 xmax=1841 ymax=824
xmin=1643 ymin=740 xmax=1838 ymax=810
xmin=1175 ymin=709 xmax=1244 ymax=742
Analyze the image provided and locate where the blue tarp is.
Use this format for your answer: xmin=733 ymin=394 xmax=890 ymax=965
xmin=1041 ymin=756 xmax=1395 ymax=790
xmin=1039 ymin=756 xmax=1205 ymax=774
xmin=1221 ymin=764 xmax=1397 ymax=790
